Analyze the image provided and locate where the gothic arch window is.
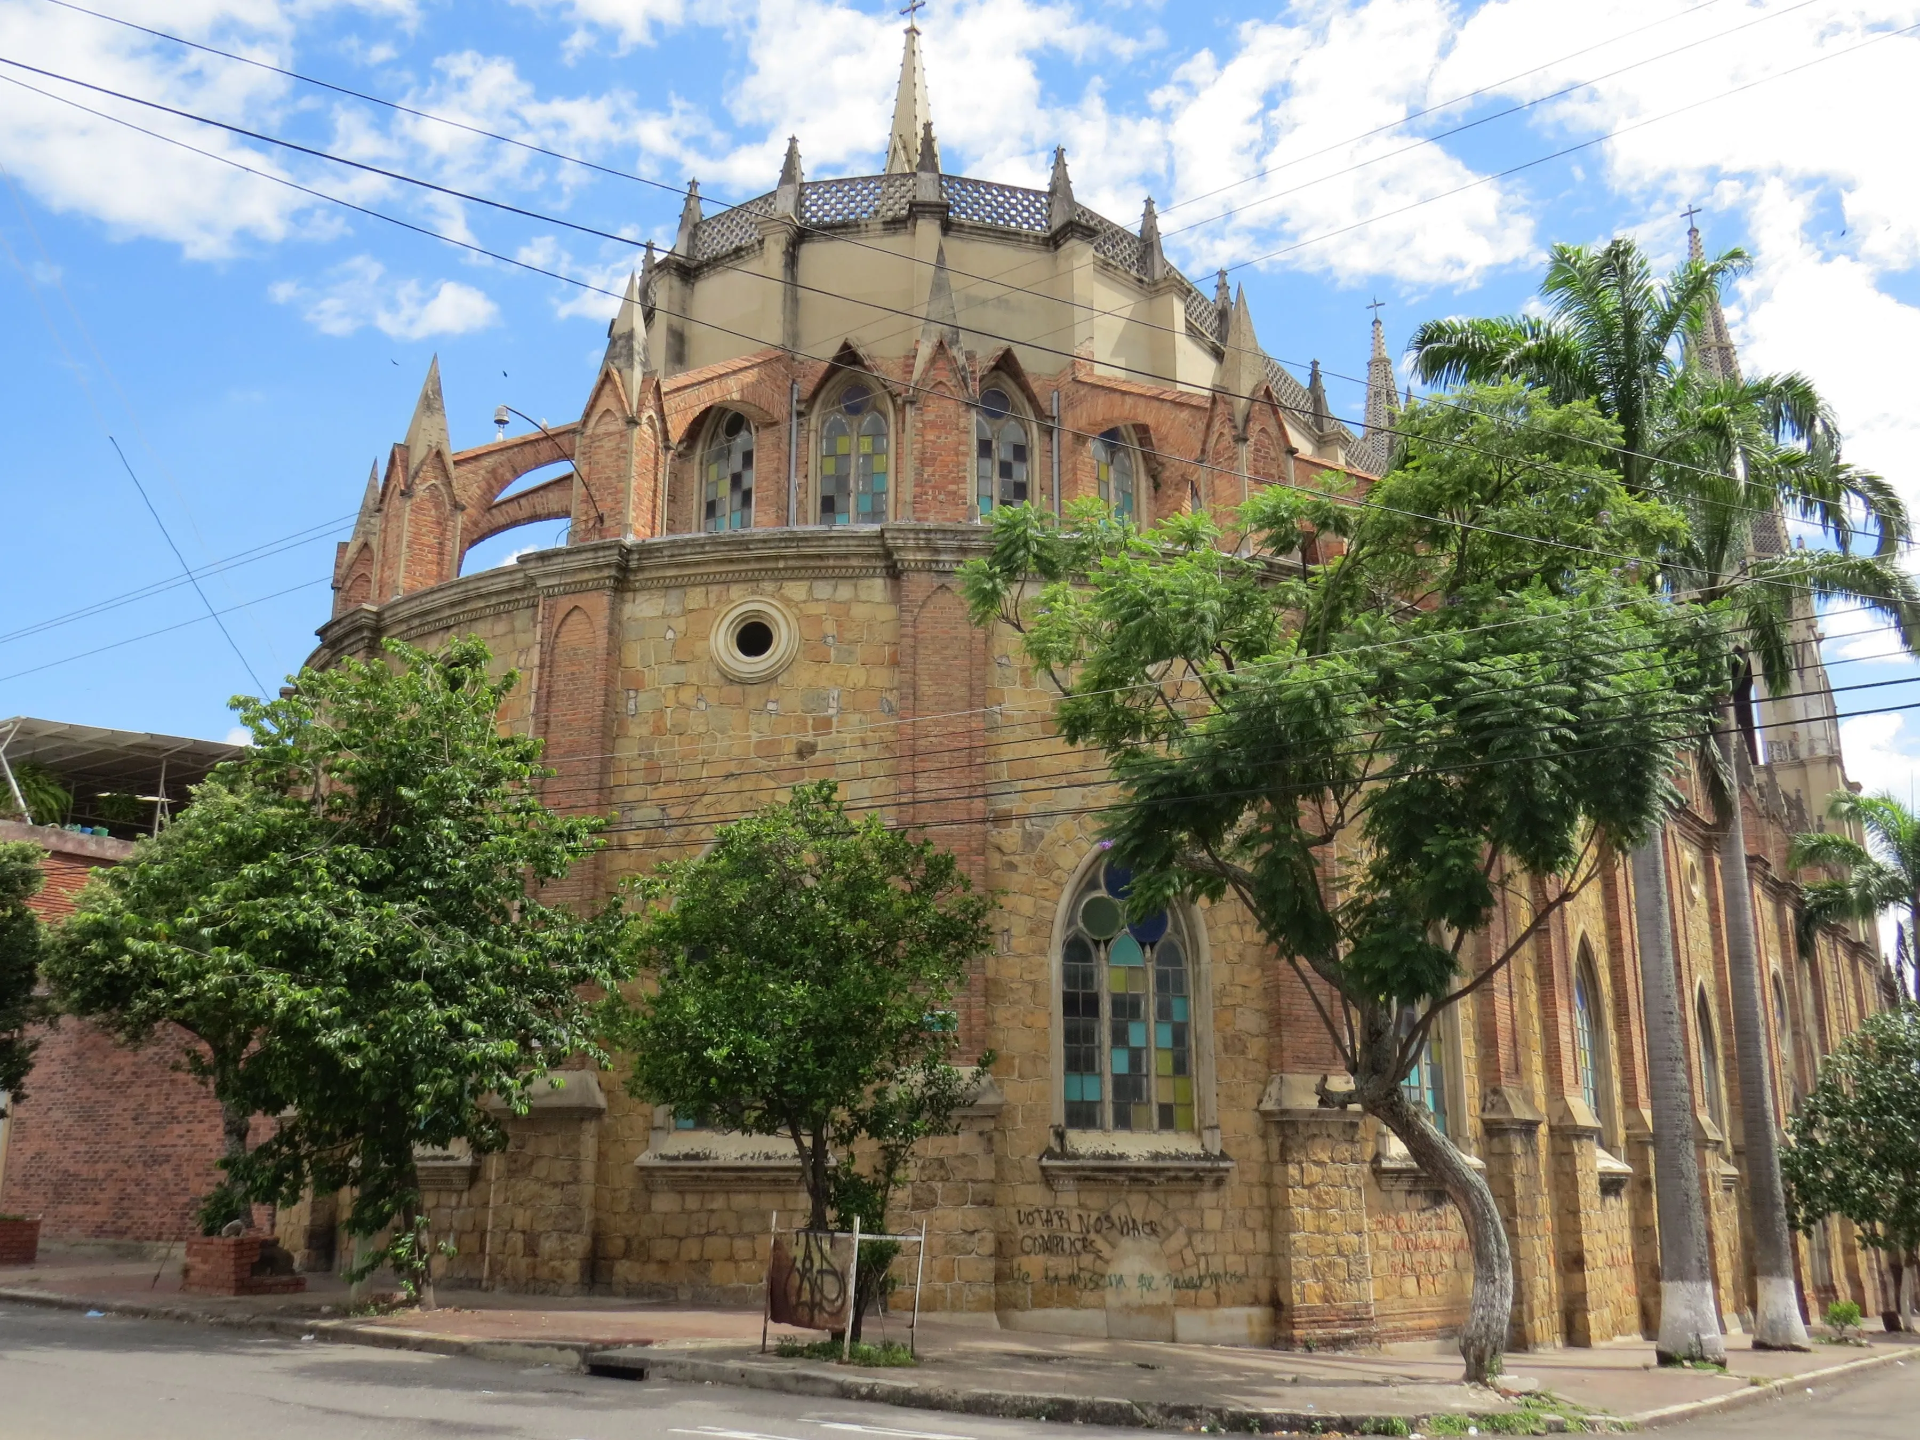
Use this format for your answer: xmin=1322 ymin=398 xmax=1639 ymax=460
xmin=1400 ymin=1021 xmax=1450 ymax=1136
xmin=1060 ymin=854 xmax=1198 ymax=1133
xmin=974 ymin=385 xmax=1030 ymax=517
xmin=701 ymin=410 xmax=754 ymax=532
xmin=818 ymin=379 xmax=890 ymax=525
xmin=1696 ymin=986 xmax=1726 ymax=1132
xmin=1093 ymin=427 xmax=1138 ymax=519
xmin=1572 ymin=943 xmax=1615 ymax=1140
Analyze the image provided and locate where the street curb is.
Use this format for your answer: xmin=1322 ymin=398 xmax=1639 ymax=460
xmin=589 ymin=1348 xmax=1426 ymax=1433
xmin=0 ymin=1286 xmax=603 ymax=1372
xmin=13 ymin=1283 xmax=1904 ymax=1434
xmin=1629 ymin=1345 xmax=1913 ymax=1429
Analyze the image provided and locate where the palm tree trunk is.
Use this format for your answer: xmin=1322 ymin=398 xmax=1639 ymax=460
xmin=1372 ymin=1085 xmax=1513 ymax=1384
xmin=1713 ymin=720 xmax=1810 ymax=1349
xmin=1631 ymin=827 xmax=1726 ymax=1362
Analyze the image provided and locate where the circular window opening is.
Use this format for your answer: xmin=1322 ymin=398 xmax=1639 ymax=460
xmin=981 ymin=386 xmax=1011 ymax=419
xmin=734 ymin=618 xmax=774 ymax=658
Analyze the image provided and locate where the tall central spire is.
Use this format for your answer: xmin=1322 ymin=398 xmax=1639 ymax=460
xmin=1687 ymin=217 xmax=1742 ymax=385
xmin=884 ymin=14 xmax=933 ymax=174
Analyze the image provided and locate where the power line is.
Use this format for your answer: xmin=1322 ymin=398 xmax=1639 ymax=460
xmin=525 ymin=615 xmax=1918 ymax=817
xmin=591 ymin=689 xmax=1920 ymax=856
xmin=4 ymin=60 xmax=1899 ymax=605
xmin=0 ymin=20 xmax=1894 ymax=543
xmin=0 ymin=510 xmax=353 ymax=648
xmin=0 ymin=577 xmax=326 ymax=686
xmin=0 ymin=173 xmax=268 ymax=695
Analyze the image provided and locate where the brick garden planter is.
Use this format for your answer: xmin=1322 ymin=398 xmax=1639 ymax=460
xmin=0 ymin=1216 xmax=40 ymax=1266
xmin=181 ymin=1235 xmax=306 ymax=1296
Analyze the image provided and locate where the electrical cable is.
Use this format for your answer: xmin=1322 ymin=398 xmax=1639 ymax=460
xmin=0 ymin=577 xmax=329 ymax=686
xmin=2 ymin=60 xmax=1897 ymax=606
xmin=0 ymin=20 xmax=1898 ymax=542
xmin=0 ymin=510 xmax=354 ymax=648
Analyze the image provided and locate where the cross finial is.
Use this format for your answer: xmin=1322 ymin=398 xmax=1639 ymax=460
xmin=900 ymin=0 xmax=926 ymax=28
xmin=1366 ymin=296 xmax=1386 ymax=318
xmin=1682 ymin=204 xmax=1703 ymax=230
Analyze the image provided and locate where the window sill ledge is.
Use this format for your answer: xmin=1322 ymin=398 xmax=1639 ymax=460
xmin=1039 ymin=1138 xmax=1234 ymax=1190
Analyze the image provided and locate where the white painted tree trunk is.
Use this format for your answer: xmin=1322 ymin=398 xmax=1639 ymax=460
xmin=1631 ymin=828 xmax=1726 ymax=1363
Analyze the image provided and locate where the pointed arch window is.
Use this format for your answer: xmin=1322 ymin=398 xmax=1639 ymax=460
xmin=974 ymin=386 xmax=1029 ymax=516
xmin=702 ymin=410 xmax=754 ymax=532
xmin=1696 ymin=987 xmax=1726 ymax=1131
xmin=819 ymin=381 xmax=889 ymax=525
xmin=1572 ymin=943 xmax=1625 ymax=1149
xmin=1093 ymin=428 xmax=1137 ymax=519
xmin=1061 ymin=858 xmax=1194 ymax=1133
xmin=1400 ymin=1021 xmax=1450 ymax=1136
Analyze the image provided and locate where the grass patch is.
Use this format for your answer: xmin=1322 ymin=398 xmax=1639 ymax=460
xmin=1424 ymin=1392 xmax=1597 ymax=1435
xmin=773 ymin=1337 xmax=917 ymax=1367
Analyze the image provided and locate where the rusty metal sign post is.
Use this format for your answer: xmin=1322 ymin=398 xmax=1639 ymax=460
xmin=761 ymin=1215 xmax=929 ymax=1360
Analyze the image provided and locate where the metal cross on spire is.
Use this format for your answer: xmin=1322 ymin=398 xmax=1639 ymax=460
xmin=900 ymin=0 xmax=926 ymax=28
xmin=1366 ymin=296 xmax=1386 ymax=317
xmin=1682 ymin=204 xmax=1704 ymax=229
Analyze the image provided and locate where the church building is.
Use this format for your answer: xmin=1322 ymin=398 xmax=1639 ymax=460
xmin=300 ymin=21 xmax=1893 ymax=1347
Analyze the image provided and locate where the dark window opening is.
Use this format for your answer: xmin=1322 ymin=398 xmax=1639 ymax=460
xmin=734 ymin=619 xmax=774 ymax=658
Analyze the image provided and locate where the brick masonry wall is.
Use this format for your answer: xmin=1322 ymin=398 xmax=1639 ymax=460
xmin=282 ymin=301 xmax=1896 ymax=1343
xmin=1 ymin=829 xmax=230 ymax=1243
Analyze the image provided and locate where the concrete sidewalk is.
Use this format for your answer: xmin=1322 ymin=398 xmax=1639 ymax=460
xmin=5 ymin=1249 xmax=1915 ymax=1433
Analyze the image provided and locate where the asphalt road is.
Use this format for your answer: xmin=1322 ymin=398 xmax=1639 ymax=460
xmin=4 ymin=1300 xmax=1917 ymax=1439
xmin=0 ymin=1302 xmax=1142 ymax=1440
xmin=1647 ymin=1353 xmax=1920 ymax=1438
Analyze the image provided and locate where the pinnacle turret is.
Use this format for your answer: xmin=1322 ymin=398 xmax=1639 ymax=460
xmin=404 ymin=356 xmax=451 ymax=478
xmin=674 ymin=180 xmax=702 ymax=256
xmin=775 ymin=136 xmax=804 ymax=217
xmin=885 ymin=21 xmax=933 ymax=174
xmin=1047 ymin=146 xmax=1075 ymax=232
xmin=1214 ymin=285 xmax=1268 ymax=434
xmin=603 ymin=270 xmax=650 ymax=402
xmin=1141 ymin=197 xmax=1166 ymax=283
xmin=355 ymin=460 xmax=381 ymax=530
xmin=1307 ymin=359 xmax=1333 ymax=439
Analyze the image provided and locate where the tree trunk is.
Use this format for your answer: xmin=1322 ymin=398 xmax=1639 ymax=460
xmin=804 ymin=1124 xmax=831 ymax=1232
xmin=1713 ymin=720 xmax=1810 ymax=1349
xmin=220 ymin=1097 xmax=250 ymax=1166
xmin=1371 ymin=1085 xmax=1513 ymax=1384
xmin=1631 ymin=827 xmax=1727 ymax=1363
xmin=1884 ymin=1252 xmax=1906 ymax=1333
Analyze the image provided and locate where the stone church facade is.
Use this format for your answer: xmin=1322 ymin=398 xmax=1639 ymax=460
xmin=299 ymin=24 xmax=1893 ymax=1348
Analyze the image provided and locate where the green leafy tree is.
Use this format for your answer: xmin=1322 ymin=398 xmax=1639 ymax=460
xmin=616 ymin=780 xmax=992 ymax=1341
xmin=961 ymin=384 xmax=1714 ymax=1383
xmin=1781 ymin=1003 xmax=1920 ymax=1331
xmin=47 ymin=638 xmax=630 ymax=1300
xmin=1411 ymin=236 xmax=1915 ymax=1356
xmin=0 ymin=841 xmax=47 ymax=1108
xmin=1791 ymin=791 xmax=1920 ymax=1004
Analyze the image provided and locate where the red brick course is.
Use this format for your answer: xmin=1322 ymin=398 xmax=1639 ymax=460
xmin=0 ymin=1216 xmax=40 ymax=1264
xmin=181 ymin=1235 xmax=306 ymax=1296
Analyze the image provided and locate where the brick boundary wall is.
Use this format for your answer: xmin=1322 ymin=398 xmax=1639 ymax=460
xmin=0 ymin=822 xmax=229 ymax=1243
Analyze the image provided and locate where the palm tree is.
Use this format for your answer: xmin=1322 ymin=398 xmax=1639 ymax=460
xmin=1790 ymin=792 xmax=1920 ymax=1003
xmin=1411 ymin=237 xmax=1917 ymax=1357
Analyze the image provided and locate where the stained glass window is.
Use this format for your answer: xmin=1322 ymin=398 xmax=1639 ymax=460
xmin=702 ymin=410 xmax=754 ymax=532
xmin=1400 ymin=1021 xmax=1449 ymax=1136
xmin=1060 ymin=858 xmax=1193 ymax=1132
xmin=1696 ymin=989 xmax=1725 ymax=1130
xmin=819 ymin=383 xmax=888 ymax=525
xmin=1573 ymin=962 xmax=1600 ymax=1119
xmin=1093 ymin=428 xmax=1136 ymax=518
xmin=975 ymin=387 xmax=1029 ymax=516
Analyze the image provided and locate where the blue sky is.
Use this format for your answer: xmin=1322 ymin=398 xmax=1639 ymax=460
xmin=2 ymin=0 xmax=1918 ymax=799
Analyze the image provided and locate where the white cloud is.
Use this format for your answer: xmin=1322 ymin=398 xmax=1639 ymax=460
xmin=512 ymin=0 xmax=691 ymax=56
xmin=223 ymin=725 xmax=252 ymax=746
xmin=270 ymin=254 xmax=500 ymax=337
xmin=1839 ymin=711 xmax=1920 ymax=805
